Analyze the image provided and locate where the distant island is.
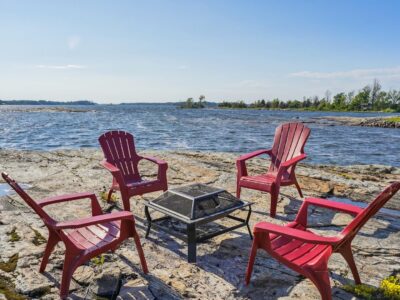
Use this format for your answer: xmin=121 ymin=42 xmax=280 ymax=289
xmin=218 ymin=80 xmax=400 ymax=112
xmin=0 ymin=100 xmax=96 ymax=105
xmin=180 ymin=95 xmax=206 ymax=109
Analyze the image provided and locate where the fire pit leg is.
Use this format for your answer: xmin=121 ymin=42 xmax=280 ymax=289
xmin=187 ymin=223 xmax=197 ymax=263
xmin=144 ymin=206 xmax=152 ymax=238
xmin=246 ymin=205 xmax=253 ymax=239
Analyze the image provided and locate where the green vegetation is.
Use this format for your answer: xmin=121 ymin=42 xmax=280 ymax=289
xmin=0 ymin=274 xmax=26 ymax=300
xmin=343 ymin=272 xmax=400 ymax=299
xmin=218 ymin=80 xmax=400 ymax=112
xmin=180 ymin=95 xmax=206 ymax=109
xmin=100 ymin=186 xmax=117 ymax=202
xmin=339 ymin=173 xmax=354 ymax=180
xmin=94 ymin=296 xmax=111 ymax=300
xmin=7 ymin=227 xmax=21 ymax=242
xmin=386 ymin=117 xmax=400 ymax=123
xmin=381 ymin=275 xmax=400 ymax=299
xmin=31 ymin=228 xmax=47 ymax=246
xmin=91 ymin=254 xmax=105 ymax=266
xmin=343 ymin=283 xmax=378 ymax=300
xmin=0 ymin=254 xmax=19 ymax=272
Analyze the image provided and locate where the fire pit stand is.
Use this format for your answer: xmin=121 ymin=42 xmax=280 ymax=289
xmin=144 ymin=184 xmax=252 ymax=263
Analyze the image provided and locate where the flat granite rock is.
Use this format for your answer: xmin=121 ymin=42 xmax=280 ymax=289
xmin=0 ymin=149 xmax=399 ymax=299
xmin=117 ymin=278 xmax=155 ymax=300
xmin=14 ymin=267 xmax=55 ymax=297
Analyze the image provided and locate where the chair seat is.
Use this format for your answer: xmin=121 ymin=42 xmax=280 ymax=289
xmin=63 ymin=221 xmax=121 ymax=251
xmin=239 ymin=173 xmax=292 ymax=190
xmin=112 ymin=178 xmax=161 ymax=191
xmin=269 ymin=222 xmax=331 ymax=267
xmin=126 ymin=178 xmax=160 ymax=188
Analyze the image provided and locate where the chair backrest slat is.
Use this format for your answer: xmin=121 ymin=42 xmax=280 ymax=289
xmin=98 ymin=131 xmax=141 ymax=180
xmin=340 ymin=181 xmax=400 ymax=243
xmin=269 ymin=123 xmax=310 ymax=175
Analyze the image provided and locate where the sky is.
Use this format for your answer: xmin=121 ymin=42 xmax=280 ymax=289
xmin=0 ymin=0 xmax=400 ymax=103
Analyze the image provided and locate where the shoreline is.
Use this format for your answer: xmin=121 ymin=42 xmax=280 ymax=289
xmin=1 ymin=149 xmax=399 ymax=299
xmin=1 ymin=147 xmax=399 ymax=168
xmin=0 ymin=148 xmax=399 ymax=209
xmin=312 ymin=115 xmax=400 ymax=128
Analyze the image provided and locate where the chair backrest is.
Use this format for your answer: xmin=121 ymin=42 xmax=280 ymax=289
xmin=340 ymin=181 xmax=400 ymax=244
xmin=269 ymin=123 xmax=311 ymax=175
xmin=1 ymin=172 xmax=53 ymax=225
xmin=98 ymin=131 xmax=141 ymax=181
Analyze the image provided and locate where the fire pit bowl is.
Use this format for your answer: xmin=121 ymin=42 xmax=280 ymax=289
xmin=144 ymin=184 xmax=252 ymax=263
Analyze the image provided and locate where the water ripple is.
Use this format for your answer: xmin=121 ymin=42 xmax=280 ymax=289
xmin=0 ymin=104 xmax=399 ymax=166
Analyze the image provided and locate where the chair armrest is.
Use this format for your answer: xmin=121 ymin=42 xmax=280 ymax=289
xmin=38 ymin=192 xmax=103 ymax=216
xmin=55 ymin=211 xmax=134 ymax=229
xmin=236 ymin=149 xmax=272 ymax=178
xmin=304 ymin=197 xmax=363 ymax=215
xmin=100 ymin=160 xmax=121 ymax=174
xmin=274 ymin=153 xmax=307 ymax=187
xmin=140 ymin=156 xmax=168 ymax=181
xmin=100 ymin=160 xmax=126 ymax=186
xmin=141 ymin=156 xmax=168 ymax=166
xmin=280 ymin=153 xmax=307 ymax=168
xmin=254 ymin=221 xmax=340 ymax=245
xmin=237 ymin=149 xmax=272 ymax=162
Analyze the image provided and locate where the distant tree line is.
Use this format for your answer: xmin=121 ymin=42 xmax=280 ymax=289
xmin=0 ymin=100 xmax=96 ymax=105
xmin=218 ymin=80 xmax=400 ymax=112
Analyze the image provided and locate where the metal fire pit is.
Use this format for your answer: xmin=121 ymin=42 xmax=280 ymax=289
xmin=144 ymin=184 xmax=252 ymax=263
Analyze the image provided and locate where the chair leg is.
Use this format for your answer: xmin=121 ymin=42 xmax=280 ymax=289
xmin=107 ymin=188 xmax=114 ymax=202
xmin=245 ymin=237 xmax=258 ymax=285
xmin=339 ymin=243 xmax=361 ymax=284
xmin=294 ymin=179 xmax=303 ymax=198
xmin=132 ymin=230 xmax=149 ymax=274
xmin=39 ymin=231 xmax=59 ymax=273
xmin=236 ymin=185 xmax=241 ymax=198
xmin=60 ymin=253 xmax=79 ymax=299
xmin=309 ymin=270 xmax=332 ymax=300
xmin=270 ymin=190 xmax=278 ymax=218
xmin=120 ymin=190 xmax=131 ymax=211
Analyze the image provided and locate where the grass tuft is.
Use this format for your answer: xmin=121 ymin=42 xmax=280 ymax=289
xmin=343 ymin=272 xmax=400 ymax=299
xmin=380 ymin=275 xmax=400 ymax=299
xmin=31 ymin=228 xmax=46 ymax=246
xmin=91 ymin=254 xmax=105 ymax=266
xmin=0 ymin=274 xmax=26 ymax=300
xmin=7 ymin=227 xmax=21 ymax=242
xmin=0 ymin=254 xmax=19 ymax=272
xmin=100 ymin=187 xmax=117 ymax=202
xmin=342 ymin=283 xmax=378 ymax=300
xmin=386 ymin=117 xmax=400 ymax=123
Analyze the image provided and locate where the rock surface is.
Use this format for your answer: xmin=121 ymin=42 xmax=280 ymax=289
xmin=313 ymin=116 xmax=400 ymax=128
xmin=0 ymin=149 xmax=399 ymax=299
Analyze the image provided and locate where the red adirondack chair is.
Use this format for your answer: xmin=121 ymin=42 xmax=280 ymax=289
xmin=99 ymin=131 xmax=168 ymax=211
xmin=1 ymin=172 xmax=148 ymax=299
xmin=245 ymin=181 xmax=400 ymax=300
xmin=236 ymin=122 xmax=311 ymax=217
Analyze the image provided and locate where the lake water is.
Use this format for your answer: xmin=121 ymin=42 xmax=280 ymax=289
xmin=0 ymin=104 xmax=399 ymax=166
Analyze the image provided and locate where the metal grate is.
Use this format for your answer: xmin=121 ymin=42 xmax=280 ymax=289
xmin=151 ymin=184 xmax=244 ymax=220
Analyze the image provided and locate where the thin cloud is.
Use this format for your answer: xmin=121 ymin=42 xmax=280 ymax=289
xmin=290 ymin=66 xmax=400 ymax=79
xmin=178 ymin=65 xmax=189 ymax=70
xmin=36 ymin=64 xmax=87 ymax=69
xmin=238 ymin=79 xmax=271 ymax=89
xmin=68 ymin=35 xmax=81 ymax=50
